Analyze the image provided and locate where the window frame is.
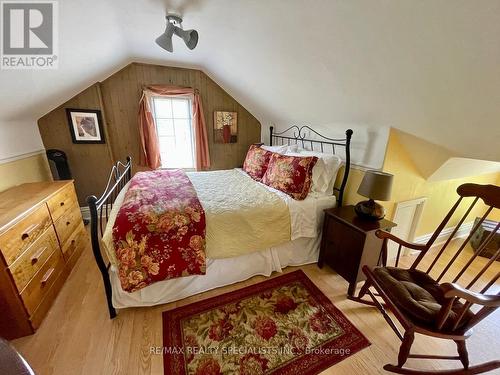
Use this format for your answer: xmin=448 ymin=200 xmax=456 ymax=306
xmin=150 ymin=95 xmax=196 ymax=170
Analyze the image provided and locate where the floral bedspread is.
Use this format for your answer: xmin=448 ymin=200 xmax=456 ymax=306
xmin=112 ymin=170 xmax=206 ymax=292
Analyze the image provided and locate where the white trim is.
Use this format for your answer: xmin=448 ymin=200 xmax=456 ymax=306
xmin=0 ymin=149 xmax=46 ymax=164
xmin=414 ymin=221 xmax=474 ymax=247
xmin=392 ymin=197 xmax=427 ymax=241
xmin=391 ymin=197 xmax=427 ymax=257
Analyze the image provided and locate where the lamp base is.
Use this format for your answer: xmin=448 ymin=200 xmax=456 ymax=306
xmin=354 ymin=199 xmax=386 ymax=220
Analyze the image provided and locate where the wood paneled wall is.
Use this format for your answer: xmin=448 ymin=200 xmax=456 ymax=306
xmin=38 ymin=63 xmax=261 ymax=205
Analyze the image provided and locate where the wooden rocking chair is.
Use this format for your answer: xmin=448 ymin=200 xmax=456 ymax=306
xmin=359 ymin=183 xmax=500 ymax=374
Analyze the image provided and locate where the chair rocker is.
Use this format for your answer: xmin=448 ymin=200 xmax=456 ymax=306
xmin=359 ymin=183 xmax=500 ymax=375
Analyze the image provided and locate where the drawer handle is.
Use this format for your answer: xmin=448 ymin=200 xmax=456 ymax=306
xmin=21 ymin=223 xmax=40 ymax=240
xmin=40 ymin=268 xmax=55 ymax=287
xmin=60 ymin=202 xmax=65 ymax=207
xmin=31 ymin=246 xmax=48 ymax=265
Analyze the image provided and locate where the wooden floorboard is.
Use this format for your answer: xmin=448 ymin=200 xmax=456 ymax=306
xmin=12 ymin=236 xmax=500 ymax=375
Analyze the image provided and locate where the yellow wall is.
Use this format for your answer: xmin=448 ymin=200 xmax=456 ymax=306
xmin=339 ymin=130 xmax=499 ymax=237
xmin=337 ymin=166 xmax=365 ymax=207
xmin=369 ymin=130 xmax=498 ymax=237
xmin=0 ymin=153 xmax=52 ymax=192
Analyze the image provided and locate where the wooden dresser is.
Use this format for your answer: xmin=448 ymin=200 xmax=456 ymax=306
xmin=0 ymin=181 xmax=87 ymax=340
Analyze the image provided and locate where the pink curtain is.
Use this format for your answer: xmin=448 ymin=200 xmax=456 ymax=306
xmin=138 ymin=85 xmax=211 ymax=170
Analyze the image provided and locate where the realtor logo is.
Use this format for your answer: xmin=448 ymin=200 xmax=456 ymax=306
xmin=1 ymin=0 xmax=58 ymax=69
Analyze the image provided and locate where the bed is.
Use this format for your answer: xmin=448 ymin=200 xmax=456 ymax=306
xmin=87 ymin=126 xmax=353 ymax=318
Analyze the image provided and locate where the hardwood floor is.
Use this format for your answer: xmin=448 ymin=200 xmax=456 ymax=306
xmin=12 ymin=236 xmax=500 ymax=375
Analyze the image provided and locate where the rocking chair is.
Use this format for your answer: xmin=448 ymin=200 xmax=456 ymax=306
xmin=359 ymin=183 xmax=500 ymax=374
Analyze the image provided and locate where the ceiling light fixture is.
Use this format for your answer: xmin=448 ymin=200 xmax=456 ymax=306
xmin=156 ymin=14 xmax=198 ymax=53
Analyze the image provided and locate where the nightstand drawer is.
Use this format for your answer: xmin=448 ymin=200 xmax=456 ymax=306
xmin=324 ymin=221 xmax=364 ymax=283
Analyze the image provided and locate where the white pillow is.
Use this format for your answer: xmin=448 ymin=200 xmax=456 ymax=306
xmin=262 ymin=144 xmax=299 ymax=154
xmin=286 ymin=150 xmax=342 ymax=195
xmin=261 ymin=144 xmax=288 ymax=154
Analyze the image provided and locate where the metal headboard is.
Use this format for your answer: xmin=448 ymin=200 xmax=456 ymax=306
xmin=269 ymin=126 xmax=353 ymax=206
xmin=86 ymin=156 xmax=132 ymax=319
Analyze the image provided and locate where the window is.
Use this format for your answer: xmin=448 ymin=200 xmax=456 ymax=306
xmin=151 ymin=97 xmax=195 ymax=169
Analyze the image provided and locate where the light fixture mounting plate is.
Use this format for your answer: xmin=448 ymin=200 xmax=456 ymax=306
xmin=166 ymin=14 xmax=182 ymax=25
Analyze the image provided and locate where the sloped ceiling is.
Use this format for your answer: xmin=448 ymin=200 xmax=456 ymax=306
xmin=395 ymin=129 xmax=500 ymax=181
xmin=1 ymin=0 xmax=499 ymax=162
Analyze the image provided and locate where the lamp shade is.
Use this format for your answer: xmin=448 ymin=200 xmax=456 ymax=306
xmin=357 ymin=170 xmax=393 ymax=201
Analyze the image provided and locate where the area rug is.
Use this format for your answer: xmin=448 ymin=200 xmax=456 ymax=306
xmin=162 ymin=270 xmax=370 ymax=375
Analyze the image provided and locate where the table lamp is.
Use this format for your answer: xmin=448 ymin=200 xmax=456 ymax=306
xmin=355 ymin=170 xmax=393 ymax=220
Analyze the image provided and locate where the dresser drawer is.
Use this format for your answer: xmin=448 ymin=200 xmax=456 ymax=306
xmin=62 ymin=222 xmax=86 ymax=261
xmin=0 ymin=205 xmax=52 ymax=265
xmin=30 ymin=266 xmax=69 ymax=330
xmin=47 ymin=183 xmax=79 ymax=222
xmin=9 ymin=226 xmax=59 ymax=292
xmin=20 ymin=249 xmax=64 ymax=316
xmin=54 ymin=205 xmax=83 ymax=247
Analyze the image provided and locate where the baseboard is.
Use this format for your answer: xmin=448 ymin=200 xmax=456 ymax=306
xmin=80 ymin=206 xmax=90 ymax=221
xmin=80 ymin=204 xmax=112 ymax=222
xmin=413 ymin=221 xmax=473 ymax=247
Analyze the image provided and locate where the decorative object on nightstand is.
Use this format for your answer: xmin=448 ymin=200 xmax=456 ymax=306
xmin=354 ymin=170 xmax=393 ymax=220
xmin=318 ymin=205 xmax=396 ymax=297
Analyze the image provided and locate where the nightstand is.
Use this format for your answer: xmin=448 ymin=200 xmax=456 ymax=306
xmin=318 ymin=205 xmax=397 ymax=297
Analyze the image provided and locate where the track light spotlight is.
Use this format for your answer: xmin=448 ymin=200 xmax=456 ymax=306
xmin=156 ymin=15 xmax=198 ymax=52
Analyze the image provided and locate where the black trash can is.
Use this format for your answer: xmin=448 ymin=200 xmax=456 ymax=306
xmin=46 ymin=149 xmax=72 ymax=180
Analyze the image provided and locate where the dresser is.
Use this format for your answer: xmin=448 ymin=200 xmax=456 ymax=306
xmin=0 ymin=181 xmax=88 ymax=340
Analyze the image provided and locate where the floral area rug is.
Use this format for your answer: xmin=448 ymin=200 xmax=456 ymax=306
xmin=162 ymin=270 xmax=370 ymax=374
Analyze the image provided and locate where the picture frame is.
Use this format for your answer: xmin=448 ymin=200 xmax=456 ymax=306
xmin=66 ymin=108 xmax=105 ymax=144
xmin=214 ymin=111 xmax=238 ymax=143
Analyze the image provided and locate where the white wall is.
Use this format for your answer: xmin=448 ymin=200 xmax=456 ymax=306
xmin=1 ymin=1 xmax=499 ymax=165
xmin=263 ymin=123 xmax=389 ymax=170
xmin=0 ymin=120 xmax=44 ymax=162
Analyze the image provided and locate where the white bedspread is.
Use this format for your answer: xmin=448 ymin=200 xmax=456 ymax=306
xmin=187 ymin=169 xmax=290 ymax=258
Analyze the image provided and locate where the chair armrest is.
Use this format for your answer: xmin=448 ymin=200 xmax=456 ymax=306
xmin=375 ymin=230 xmax=428 ymax=251
xmin=440 ymin=283 xmax=500 ymax=307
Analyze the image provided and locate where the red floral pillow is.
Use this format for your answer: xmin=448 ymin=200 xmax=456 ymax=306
xmin=262 ymin=153 xmax=318 ymax=200
xmin=243 ymin=145 xmax=272 ymax=181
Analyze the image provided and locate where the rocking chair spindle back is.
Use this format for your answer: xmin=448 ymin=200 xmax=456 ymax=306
xmin=358 ymin=183 xmax=500 ymax=375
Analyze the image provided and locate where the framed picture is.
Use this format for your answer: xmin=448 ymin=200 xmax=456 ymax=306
xmin=66 ymin=108 xmax=105 ymax=144
xmin=214 ymin=111 xmax=237 ymax=143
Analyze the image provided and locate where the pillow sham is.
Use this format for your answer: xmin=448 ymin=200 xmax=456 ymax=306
xmin=262 ymin=153 xmax=318 ymax=200
xmin=243 ymin=145 xmax=272 ymax=181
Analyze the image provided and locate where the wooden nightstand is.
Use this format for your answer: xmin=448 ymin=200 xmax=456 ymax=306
xmin=318 ymin=205 xmax=396 ymax=297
